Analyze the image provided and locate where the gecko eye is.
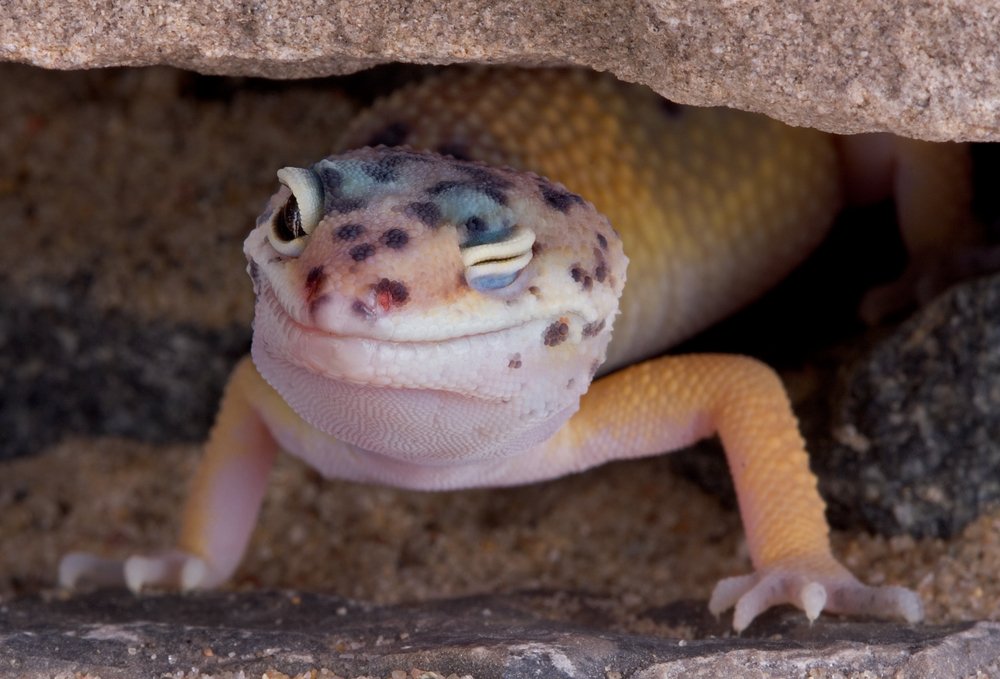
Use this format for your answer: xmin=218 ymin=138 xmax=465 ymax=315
xmin=462 ymin=226 xmax=536 ymax=291
xmin=267 ymin=167 xmax=324 ymax=256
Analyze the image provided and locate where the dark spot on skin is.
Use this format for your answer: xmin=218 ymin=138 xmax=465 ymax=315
xmin=362 ymin=158 xmax=402 ymax=183
xmin=336 ymin=223 xmax=365 ymax=241
xmin=248 ymin=260 xmax=261 ymax=287
xmin=465 ymin=216 xmax=487 ymax=232
xmin=328 ymin=196 xmax=365 ymax=214
xmin=365 ymin=121 xmax=410 ymax=148
xmin=597 ymin=233 xmax=608 ymax=250
xmin=428 ymin=180 xmax=463 ymax=195
xmin=570 ymin=266 xmax=592 ymax=290
xmin=383 ymin=149 xmax=434 ymax=165
xmin=528 ymin=286 xmax=541 ymax=298
xmin=477 ymin=185 xmax=507 ymax=205
xmin=437 ymin=142 xmax=471 ymax=161
xmin=539 ymin=183 xmax=585 ymax=213
xmin=457 ymin=165 xmax=513 ymax=190
xmin=508 ymin=354 xmax=522 ymax=369
xmin=429 ymin=180 xmax=507 ymax=206
xmin=594 ymin=263 xmax=607 ymax=283
xmin=380 ymin=228 xmax=410 ymax=249
xmin=305 ymin=266 xmax=328 ymax=318
xmin=350 ymin=243 xmax=376 ymax=261
xmin=318 ymin=166 xmax=342 ymax=187
xmin=659 ymin=99 xmax=684 ymax=117
xmin=531 ymin=241 xmax=543 ymax=255
xmin=594 ymin=249 xmax=608 ymax=283
xmin=318 ymin=166 xmax=366 ymax=214
xmin=543 ymin=320 xmax=569 ymax=347
xmin=582 ymin=319 xmax=606 ymax=337
xmin=375 ymin=278 xmax=409 ymax=311
xmin=304 ymin=265 xmax=326 ymax=299
xmin=404 ymin=201 xmax=442 ymax=228
xmin=566 ymin=378 xmax=576 ymax=390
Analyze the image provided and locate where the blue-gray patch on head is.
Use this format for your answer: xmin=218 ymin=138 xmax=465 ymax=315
xmin=315 ymin=158 xmax=402 ymax=214
xmin=431 ymin=184 xmax=517 ymax=248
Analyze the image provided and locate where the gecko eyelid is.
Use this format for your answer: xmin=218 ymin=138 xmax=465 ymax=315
xmin=267 ymin=167 xmax=324 ymax=257
xmin=463 ymin=226 xmax=536 ymax=291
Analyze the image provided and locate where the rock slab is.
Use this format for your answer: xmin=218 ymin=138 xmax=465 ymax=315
xmin=2 ymin=590 xmax=999 ymax=678
xmin=2 ymin=1 xmax=999 ymax=141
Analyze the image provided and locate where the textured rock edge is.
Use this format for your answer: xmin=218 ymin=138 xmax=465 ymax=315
xmin=2 ymin=590 xmax=999 ymax=678
xmin=2 ymin=1 xmax=999 ymax=141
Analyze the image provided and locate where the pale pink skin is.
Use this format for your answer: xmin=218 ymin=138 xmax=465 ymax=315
xmin=60 ymin=119 xmax=977 ymax=631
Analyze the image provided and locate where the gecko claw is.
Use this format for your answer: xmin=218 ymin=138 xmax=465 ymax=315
xmin=710 ymin=562 xmax=922 ymax=632
xmin=799 ymin=581 xmax=827 ymax=622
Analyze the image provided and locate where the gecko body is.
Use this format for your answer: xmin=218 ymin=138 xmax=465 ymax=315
xmin=63 ymin=68 xmax=975 ymax=631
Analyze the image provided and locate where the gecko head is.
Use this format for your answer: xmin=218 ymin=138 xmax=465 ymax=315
xmin=245 ymin=147 xmax=627 ymax=462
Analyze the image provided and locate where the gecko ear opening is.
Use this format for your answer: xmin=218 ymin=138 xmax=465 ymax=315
xmin=463 ymin=226 xmax=536 ymax=291
xmin=267 ymin=167 xmax=324 ymax=257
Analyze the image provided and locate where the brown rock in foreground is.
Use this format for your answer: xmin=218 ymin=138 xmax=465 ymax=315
xmin=2 ymin=1 xmax=999 ymax=142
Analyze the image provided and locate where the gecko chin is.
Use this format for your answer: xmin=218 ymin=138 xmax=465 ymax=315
xmin=249 ymin=282 xmax=608 ymax=463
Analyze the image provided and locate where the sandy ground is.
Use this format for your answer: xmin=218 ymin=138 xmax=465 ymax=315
xmin=1 ymin=63 xmax=999 ymax=635
xmin=3 ymin=437 xmax=1000 ymax=634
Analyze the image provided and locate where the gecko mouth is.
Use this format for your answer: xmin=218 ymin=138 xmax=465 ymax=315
xmin=253 ymin=280 xmax=577 ymax=393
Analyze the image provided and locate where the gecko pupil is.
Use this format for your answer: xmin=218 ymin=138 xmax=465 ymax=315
xmin=275 ymin=196 xmax=303 ymax=241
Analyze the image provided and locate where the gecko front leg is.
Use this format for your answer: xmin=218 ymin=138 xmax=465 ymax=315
xmin=529 ymin=354 xmax=923 ymax=631
xmin=61 ymin=357 xmax=281 ymax=591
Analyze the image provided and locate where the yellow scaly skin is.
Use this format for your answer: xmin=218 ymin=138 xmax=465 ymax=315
xmin=61 ymin=68 xmax=975 ymax=631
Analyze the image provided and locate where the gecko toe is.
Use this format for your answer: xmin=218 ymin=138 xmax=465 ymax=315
xmin=59 ymin=552 xmax=127 ymax=589
xmin=708 ymin=573 xmax=756 ymax=618
xmin=828 ymin=582 xmax=924 ymax=624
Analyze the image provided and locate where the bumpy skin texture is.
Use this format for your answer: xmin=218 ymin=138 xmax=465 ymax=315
xmin=61 ymin=67 xmax=974 ymax=631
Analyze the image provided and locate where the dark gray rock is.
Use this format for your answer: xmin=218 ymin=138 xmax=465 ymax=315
xmin=818 ymin=272 xmax=1000 ymax=538
xmin=0 ymin=278 xmax=248 ymax=460
xmin=1 ymin=590 xmax=997 ymax=679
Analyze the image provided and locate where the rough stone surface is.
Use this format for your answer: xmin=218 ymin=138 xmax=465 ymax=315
xmin=819 ymin=272 xmax=1000 ymax=538
xmin=0 ymin=286 xmax=248 ymax=459
xmin=2 ymin=1 xmax=1000 ymax=142
xmin=2 ymin=590 xmax=998 ymax=678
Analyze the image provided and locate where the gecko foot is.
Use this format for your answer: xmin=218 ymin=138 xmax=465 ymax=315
xmin=59 ymin=550 xmax=215 ymax=593
xmin=708 ymin=563 xmax=923 ymax=632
